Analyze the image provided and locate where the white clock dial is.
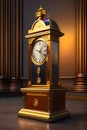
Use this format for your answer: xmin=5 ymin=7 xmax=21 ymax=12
xmin=32 ymin=40 xmax=47 ymax=65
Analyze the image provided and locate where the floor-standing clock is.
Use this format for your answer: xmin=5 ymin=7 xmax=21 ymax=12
xmin=18 ymin=6 xmax=69 ymax=122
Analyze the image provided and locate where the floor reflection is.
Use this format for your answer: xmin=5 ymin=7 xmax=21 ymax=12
xmin=0 ymin=97 xmax=87 ymax=130
xmin=18 ymin=111 xmax=87 ymax=130
xmin=18 ymin=118 xmax=50 ymax=130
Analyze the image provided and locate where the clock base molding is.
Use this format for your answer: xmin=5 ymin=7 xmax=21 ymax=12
xmin=18 ymin=87 xmax=70 ymax=122
xmin=18 ymin=108 xmax=69 ymax=122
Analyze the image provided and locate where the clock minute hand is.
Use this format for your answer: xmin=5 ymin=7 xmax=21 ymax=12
xmin=39 ymin=46 xmax=43 ymax=53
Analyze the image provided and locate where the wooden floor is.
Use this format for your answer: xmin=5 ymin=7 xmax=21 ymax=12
xmin=0 ymin=96 xmax=87 ymax=130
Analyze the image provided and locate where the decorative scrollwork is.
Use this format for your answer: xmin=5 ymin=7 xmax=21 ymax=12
xmin=35 ymin=6 xmax=47 ymax=19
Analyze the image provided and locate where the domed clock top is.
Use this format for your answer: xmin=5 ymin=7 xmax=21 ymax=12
xmin=27 ymin=6 xmax=64 ymax=37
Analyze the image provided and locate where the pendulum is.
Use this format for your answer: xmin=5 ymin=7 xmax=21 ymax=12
xmin=36 ymin=66 xmax=41 ymax=84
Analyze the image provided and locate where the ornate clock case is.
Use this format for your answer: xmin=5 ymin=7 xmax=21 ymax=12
xmin=18 ymin=7 xmax=69 ymax=122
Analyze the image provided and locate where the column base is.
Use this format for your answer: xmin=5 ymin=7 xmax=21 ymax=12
xmin=71 ymin=73 xmax=87 ymax=93
xmin=0 ymin=78 xmax=27 ymax=97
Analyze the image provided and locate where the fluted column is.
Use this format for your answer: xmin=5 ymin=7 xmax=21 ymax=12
xmin=0 ymin=0 xmax=23 ymax=79
xmin=0 ymin=0 xmax=10 ymax=78
xmin=0 ymin=0 xmax=24 ymax=93
xmin=72 ymin=0 xmax=87 ymax=92
xmin=10 ymin=0 xmax=23 ymax=79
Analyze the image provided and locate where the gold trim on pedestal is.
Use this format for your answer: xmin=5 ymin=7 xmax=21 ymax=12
xmin=18 ymin=108 xmax=70 ymax=122
xmin=20 ymin=87 xmax=67 ymax=93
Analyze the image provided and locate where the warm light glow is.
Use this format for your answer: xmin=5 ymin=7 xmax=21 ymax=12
xmin=59 ymin=25 xmax=76 ymax=77
xmin=60 ymin=27 xmax=75 ymax=55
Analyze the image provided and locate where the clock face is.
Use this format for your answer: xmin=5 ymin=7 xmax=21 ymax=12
xmin=32 ymin=40 xmax=47 ymax=65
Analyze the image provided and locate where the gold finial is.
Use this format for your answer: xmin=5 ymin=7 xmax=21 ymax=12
xmin=35 ymin=6 xmax=47 ymax=19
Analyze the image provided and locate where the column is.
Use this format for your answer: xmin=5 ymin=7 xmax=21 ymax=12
xmin=10 ymin=0 xmax=23 ymax=79
xmin=0 ymin=0 xmax=10 ymax=79
xmin=72 ymin=0 xmax=87 ymax=92
xmin=0 ymin=0 xmax=24 ymax=92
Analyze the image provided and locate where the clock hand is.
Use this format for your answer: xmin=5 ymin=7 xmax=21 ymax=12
xmin=39 ymin=46 xmax=43 ymax=53
xmin=36 ymin=48 xmax=42 ymax=53
xmin=35 ymin=49 xmax=40 ymax=52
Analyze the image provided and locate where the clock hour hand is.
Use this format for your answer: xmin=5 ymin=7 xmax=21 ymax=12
xmin=35 ymin=48 xmax=42 ymax=53
xmin=35 ymin=49 xmax=40 ymax=52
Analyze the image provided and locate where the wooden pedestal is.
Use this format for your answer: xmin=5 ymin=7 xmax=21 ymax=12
xmin=18 ymin=87 xmax=69 ymax=122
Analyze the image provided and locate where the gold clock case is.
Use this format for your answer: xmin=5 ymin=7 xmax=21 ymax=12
xmin=18 ymin=7 xmax=70 ymax=122
xmin=25 ymin=26 xmax=63 ymax=88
